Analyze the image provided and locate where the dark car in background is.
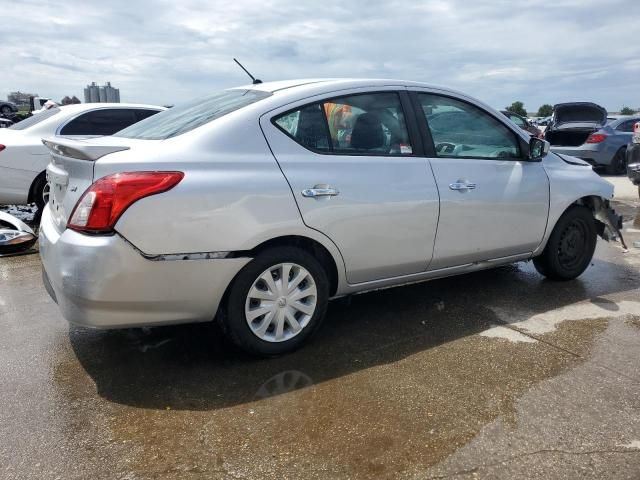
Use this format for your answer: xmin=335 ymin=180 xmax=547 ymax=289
xmin=545 ymin=102 xmax=639 ymax=174
xmin=0 ymin=101 xmax=18 ymax=116
xmin=501 ymin=111 xmax=542 ymax=137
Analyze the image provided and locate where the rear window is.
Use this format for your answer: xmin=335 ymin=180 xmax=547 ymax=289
xmin=9 ymin=108 xmax=60 ymax=130
xmin=114 ymin=89 xmax=271 ymax=140
xmin=60 ymin=109 xmax=156 ymax=136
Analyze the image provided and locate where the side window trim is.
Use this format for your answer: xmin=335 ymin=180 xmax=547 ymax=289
xmin=409 ymin=90 xmax=528 ymax=161
xmin=398 ymin=90 xmax=425 ymax=156
xmin=270 ymin=90 xmax=420 ymax=157
xmin=408 ymin=91 xmax=437 ymax=158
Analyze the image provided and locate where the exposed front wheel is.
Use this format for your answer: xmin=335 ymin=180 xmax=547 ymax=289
xmin=533 ymin=205 xmax=597 ymax=280
xmin=220 ymin=247 xmax=329 ymax=356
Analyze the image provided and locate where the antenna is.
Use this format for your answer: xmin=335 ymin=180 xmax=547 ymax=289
xmin=233 ymin=58 xmax=262 ymax=84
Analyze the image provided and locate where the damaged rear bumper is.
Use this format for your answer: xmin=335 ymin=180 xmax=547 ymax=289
xmin=39 ymin=206 xmax=250 ymax=328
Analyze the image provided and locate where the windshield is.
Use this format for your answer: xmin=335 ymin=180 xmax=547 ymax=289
xmin=114 ymin=89 xmax=271 ymax=140
xmin=9 ymin=108 xmax=61 ymax=130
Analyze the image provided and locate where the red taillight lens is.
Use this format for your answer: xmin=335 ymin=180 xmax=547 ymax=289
xmin=68 ymin=171 xmax=184 ymax=233
xmin=0 ymin=144 xmax=5 ymax=152
xmin=585 ymin=133 xmax=607 ymax=144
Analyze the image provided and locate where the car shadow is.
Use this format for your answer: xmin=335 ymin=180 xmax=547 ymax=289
xmin=69 ymin=253 xmax=639 ymax=411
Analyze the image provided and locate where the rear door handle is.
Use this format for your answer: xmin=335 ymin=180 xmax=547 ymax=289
xmin=449 ymin=181 xmax=476 ymax=191
xmin=301 ymin=186 xmax=340 ymax=198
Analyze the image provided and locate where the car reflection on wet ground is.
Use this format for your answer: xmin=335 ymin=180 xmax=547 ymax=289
xmin=1 ymin=201 xmax=640 ymax=479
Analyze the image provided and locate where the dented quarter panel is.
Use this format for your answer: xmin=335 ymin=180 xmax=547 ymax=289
xmin=92 ymin=109 xmax=349 ymax=291
xmin=532 ymin=152 xmax=614 ymax=256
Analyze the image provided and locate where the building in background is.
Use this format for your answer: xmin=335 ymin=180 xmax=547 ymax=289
xmin=83 ymin=82 xmax=120 ymax=103
xmin=7 ymin=91 xmax=37 ymax=107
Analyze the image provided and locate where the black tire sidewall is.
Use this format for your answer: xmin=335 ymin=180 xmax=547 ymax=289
xmin=33 ymin=174 xmax=47 ymax=211
xmin=535 ymin=205 xmax=597 ymax=280
xmin=223 ymin=247 xmax=329 ymax=356
xmin=606 ymin=148 xmax=627 ymax=175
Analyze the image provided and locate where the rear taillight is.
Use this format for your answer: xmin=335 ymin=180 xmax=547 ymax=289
xmin=0 ymin=144 xmax=5 ymax=152
xmin=585 ymin=133 xmax=607 ymax=144
xmin=68 ymin=171 xmax=184 ymax=234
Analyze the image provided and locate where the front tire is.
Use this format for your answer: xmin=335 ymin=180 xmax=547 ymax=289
xmin=533 ymin=205 xmax=597 ymax=280
xmin=220 ymin=247 xmax=329 ymax=356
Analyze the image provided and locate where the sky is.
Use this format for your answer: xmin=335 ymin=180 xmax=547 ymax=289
xmin=1 ymin=0 xmax=638 ymax=114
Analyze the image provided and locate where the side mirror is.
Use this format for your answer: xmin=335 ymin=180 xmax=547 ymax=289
xmin=528 ymin=137 xmax=550 ymax=161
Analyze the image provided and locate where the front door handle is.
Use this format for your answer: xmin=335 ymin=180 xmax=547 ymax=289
xmin=301 ymin=186 xmax=340 ymax=198
xmin=449 ymin=181 xmax=477 ymax=191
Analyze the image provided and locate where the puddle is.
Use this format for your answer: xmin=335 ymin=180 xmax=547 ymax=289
xmin=489 ymin=300 xmax=640 ymax=337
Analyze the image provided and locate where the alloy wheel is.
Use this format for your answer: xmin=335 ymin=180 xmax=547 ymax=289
xmin=244 ymin=262 xmax=317 ymax=342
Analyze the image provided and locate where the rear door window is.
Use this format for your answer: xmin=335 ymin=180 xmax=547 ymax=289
xmin=60 ymin=109 xmax=138 ymax=135
xmin=616 ymin=120 xmax=636 ymax=133
xmin=273 ymin=92 xmax=413 ymax=156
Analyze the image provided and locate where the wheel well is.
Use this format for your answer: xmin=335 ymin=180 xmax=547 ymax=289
xmin=570 ymin=196 xmax=606 ymax=236
xmin=243 ymin=235 xmax=340 ymax=296
xmin=28 ymin=171 xmax=46 ymax=204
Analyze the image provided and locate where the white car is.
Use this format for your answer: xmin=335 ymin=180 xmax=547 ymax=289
xmin=0 ymin=103 xmax=164 ymax=209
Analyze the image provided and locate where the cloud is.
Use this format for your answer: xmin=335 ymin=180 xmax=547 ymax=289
xmin=0 ymin=0 xmax=637 ymax=112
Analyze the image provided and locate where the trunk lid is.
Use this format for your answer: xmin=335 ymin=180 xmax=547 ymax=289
xmin=546 ymin=102 xmax=608 ymax=146
xmin=42 ymin=137 xmax=131 ymax=231
xmin=550 ymin=102 xmax=608 ymax=129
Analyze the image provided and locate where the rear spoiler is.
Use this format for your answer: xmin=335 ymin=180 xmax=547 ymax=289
xmin=42 ymin=137 xmax=130 ymax=161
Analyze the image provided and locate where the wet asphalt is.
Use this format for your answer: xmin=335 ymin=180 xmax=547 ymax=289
xmin=1 ymin=195 xmax=640 ymax=479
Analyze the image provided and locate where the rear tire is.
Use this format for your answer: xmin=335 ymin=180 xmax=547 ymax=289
xmin=605 ymin=147 xmax=627 ymax=175
xmin=220 ymin=247 xmax=329 ymax=356
xmin=533 ymin=205 xmax=597 ymax=280
xmin=32 ymin=173 xmax=49 ymax=211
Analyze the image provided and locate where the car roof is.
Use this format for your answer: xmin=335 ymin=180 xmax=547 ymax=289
xmin=609 ymin=115 xmax=640 ymax=126
xmin=233 ymin=78 xmax=464 ymax=96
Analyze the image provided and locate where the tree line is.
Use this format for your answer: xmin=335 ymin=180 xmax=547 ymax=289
xmin=505 ymin=102 xmax=638 ymax=118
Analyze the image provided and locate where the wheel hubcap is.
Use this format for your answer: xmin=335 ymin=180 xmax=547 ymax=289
xmin=557 ymin=219 xmax=588 ymax=269
xmin=245 ymin=262 xmax=317 ymax=343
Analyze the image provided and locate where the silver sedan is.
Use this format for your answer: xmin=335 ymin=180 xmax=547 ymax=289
xmin=39 ymin=79 xmax=621 ymax=355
